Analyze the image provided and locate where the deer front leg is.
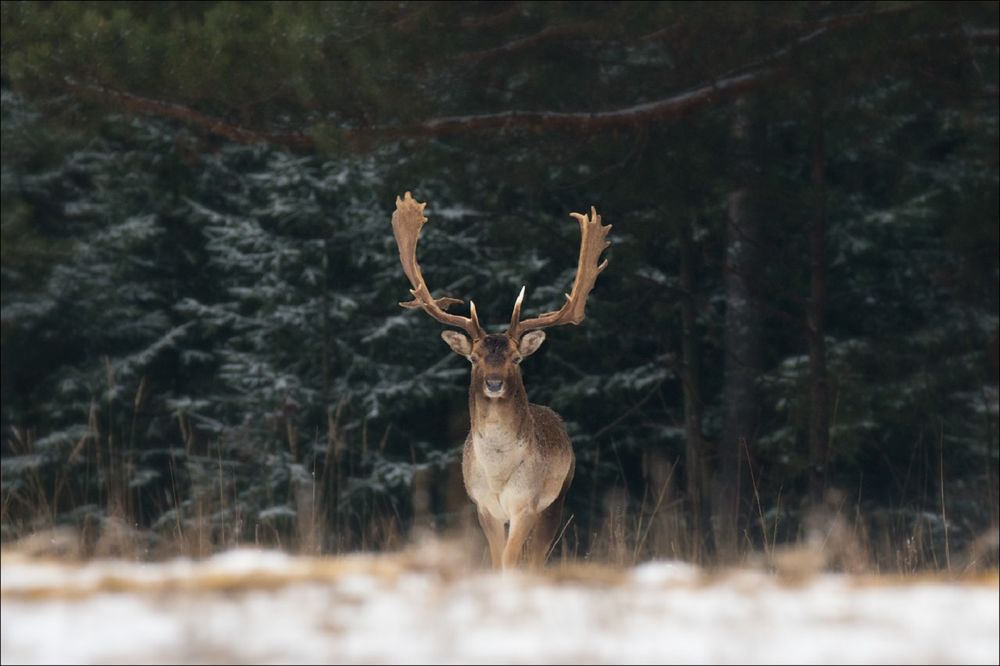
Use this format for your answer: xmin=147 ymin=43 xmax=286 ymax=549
xmin=477 ymin=509 xmax=506 ymax=570
xmin=502 ymin=508 xmax=540 ymax=570
xmin=528 ymin=491 xmax=567 ymax=569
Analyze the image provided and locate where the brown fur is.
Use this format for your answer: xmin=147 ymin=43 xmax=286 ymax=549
xmin=391 ymin=194 xmax=609 ymax=570
xmin=457 ymin=334 xmax=575 ymax=570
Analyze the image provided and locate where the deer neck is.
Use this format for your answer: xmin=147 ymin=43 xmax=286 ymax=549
xmin=469 ymin=379 xmax=530 ymax=444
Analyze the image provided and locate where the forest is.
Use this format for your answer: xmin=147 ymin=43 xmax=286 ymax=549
xmin=1 ymin=1 xmax=998 ymax=572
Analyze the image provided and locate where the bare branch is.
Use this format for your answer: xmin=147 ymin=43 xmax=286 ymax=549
xmin=965 ymin=27 xmax=999 ymax=44
xmin=461 ymin=19 xmax=606 ymax=65
xmin=371 ymin=69 xmax=774 ymax=140
xmin=65 ymin=78 xmax=313 ymax=150
xmin=460 ymin=3 xmax=522 ymax=30
xmin=60 ymin=68 xmax=769 ymax=150
xmin=712 ymin=3 xmax=919 ymax=82
xmin=57 ymin=3 xmax=954 ymax=149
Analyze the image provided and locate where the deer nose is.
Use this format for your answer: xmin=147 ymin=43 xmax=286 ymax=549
xmin=485 ymin=378 xmax=504 ymax=393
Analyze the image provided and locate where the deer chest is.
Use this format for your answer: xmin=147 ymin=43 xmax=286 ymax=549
xmin=463 ymin=427 xmax=540 ymax=517
xmin=471 ymin=428 xmax=529 ymax=480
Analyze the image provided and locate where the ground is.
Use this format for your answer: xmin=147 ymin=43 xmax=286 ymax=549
xmin=1 ymin=541 xmax=997 ymax=664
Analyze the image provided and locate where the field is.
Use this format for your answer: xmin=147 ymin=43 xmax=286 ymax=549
xmin=2 ymin=541 xmax=997 ymax=665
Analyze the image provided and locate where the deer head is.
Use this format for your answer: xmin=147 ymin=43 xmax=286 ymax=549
xmin=391 ymin=191 xmax=611 ymax=401
xmin=439 ymin=329 xmax=546 ymax=400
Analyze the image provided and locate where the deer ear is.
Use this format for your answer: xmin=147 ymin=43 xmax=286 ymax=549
xmin=518 ymin=330 xmax=546 ymax=358
xmin=441 ymin=330 xmax=473 ymax=357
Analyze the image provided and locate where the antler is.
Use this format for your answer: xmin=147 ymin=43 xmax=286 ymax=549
xmin=508 ymin=206 xmax=611 ymax=339
xmin=392 ymin=192 xmax=485 ymax=339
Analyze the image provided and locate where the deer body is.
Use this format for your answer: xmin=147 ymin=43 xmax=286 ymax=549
xmin=390 ymin=192 xmax=609 ymax=569
xmin=465 ymin=401 xmax=572 ymax=522
xmin=464 ymin=386 xmax=576 ymax=568
xmin=463 ymin=337 xmax=568 ymax=519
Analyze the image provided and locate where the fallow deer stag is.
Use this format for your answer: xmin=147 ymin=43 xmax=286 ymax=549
xmin=391 ymin=192 xmax=611 ymax=569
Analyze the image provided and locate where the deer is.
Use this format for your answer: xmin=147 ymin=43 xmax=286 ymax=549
xmin=390 ymin=192 xmax=611 ymax=569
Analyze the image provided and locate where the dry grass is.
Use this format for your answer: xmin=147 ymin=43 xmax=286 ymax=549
xmin=4 ymin=441 xmax=998 ymax=580
xmin=2 ymin=371 xmax=997 ymax=577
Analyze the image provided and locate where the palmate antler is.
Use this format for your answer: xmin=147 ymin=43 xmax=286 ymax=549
xmin=392 ymin=191 xmax=485 ymax=339
xmin=392 ymin=192 xmax=611 ymax=340
xmin=507 ymin=207 xmax=612 ymax=339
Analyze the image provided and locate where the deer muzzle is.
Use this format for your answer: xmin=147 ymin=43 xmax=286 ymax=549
xmin=484 ymin=377 xmax=504 ymax=398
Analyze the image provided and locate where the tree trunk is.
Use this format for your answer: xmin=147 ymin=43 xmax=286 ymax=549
xmin=715 ymin=96 xmax=762 ymax=561
xmin=679 ymin=221 xmax=712 ymax=556
xmin=807 ymin=100 xmax=831 ymax=504
xmin=321 ymin=239 xmax=332 ymax=405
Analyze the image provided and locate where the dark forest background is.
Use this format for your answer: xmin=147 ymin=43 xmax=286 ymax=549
xmin=1 ymin=1 xmax=997 ymax=569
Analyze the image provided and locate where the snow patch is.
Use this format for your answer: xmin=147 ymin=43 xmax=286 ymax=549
xmin=1 ymin=550 xmax=997 ymax=664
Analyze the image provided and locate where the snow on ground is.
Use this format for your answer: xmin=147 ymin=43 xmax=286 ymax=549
xmin=1 ymin=545 xmax=997 ymax=665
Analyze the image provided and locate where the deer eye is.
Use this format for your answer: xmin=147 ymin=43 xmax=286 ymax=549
xmin=513 ymin=356 xmax=522 ymax=365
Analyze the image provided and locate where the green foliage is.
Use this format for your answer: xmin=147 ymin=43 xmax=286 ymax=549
xmin=1 ymin=2 xmax=997 ymax=562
